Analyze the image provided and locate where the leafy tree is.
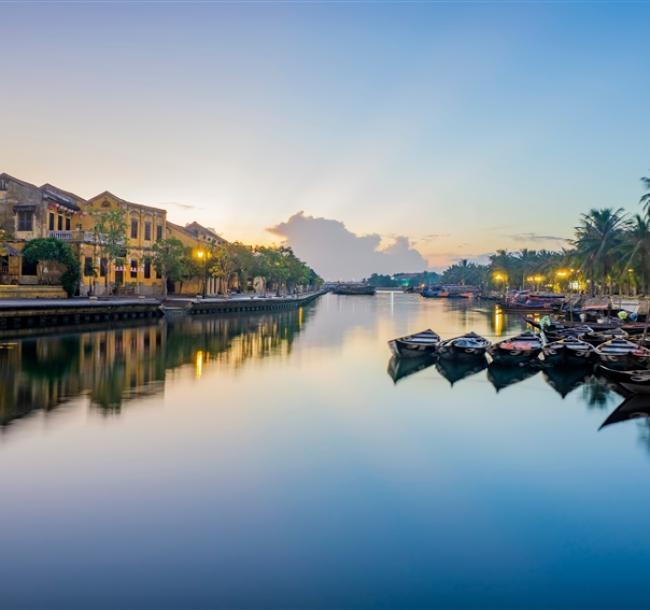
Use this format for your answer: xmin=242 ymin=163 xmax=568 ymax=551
xmin=22 ymin=237 xmax=80 ymax=296
xmin=92 ymin=208 xmax=128 ymax=290
xmin=152 ymin=238 xmax=185 ymax=298
xmin=208 ymin=243 xmax=237 ymax=296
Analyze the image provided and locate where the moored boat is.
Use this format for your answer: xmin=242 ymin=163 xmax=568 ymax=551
xmin=597 ymin=366 xmax=650 ymax=394
xmin=594 ymin=338 xmax=650 ymax=370
xmin=487 ymin=330 xmax=542 ymax=365
xmin=388 ymin=329 xmax=441 ymax=358
xmin=438 ymin=331 xmax=491 ymax=360
xmin=333 ymin=283 xmax=376 ymax=295
xmin=542 ymin=336 xmax=595 ymax=366
xmin=582 ymin=327 xmax=628 ymax=348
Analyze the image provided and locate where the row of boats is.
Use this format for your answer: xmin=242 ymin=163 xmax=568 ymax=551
xmin=387 ymin=323 xmax=650 ymax=393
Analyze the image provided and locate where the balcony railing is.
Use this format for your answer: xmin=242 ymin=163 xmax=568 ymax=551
xmin=49 ymin=230 xmax=73 ymax=240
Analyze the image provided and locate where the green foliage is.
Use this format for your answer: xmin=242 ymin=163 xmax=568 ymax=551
xmin=22 ymin=238 xmax=80 ymax=296
xmin=441 ymin=260 xmax=489 ymax=286
xmin=92 ymin=208 xmax=128 ymax=286
xmin=367 ymin=273 xmax=398 ymax=287
xmin=152 ymin=238 xmax=186 ymax=292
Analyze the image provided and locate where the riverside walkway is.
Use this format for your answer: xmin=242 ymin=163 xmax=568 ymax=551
xmin=0 ymin=291 xmax=327 ymax=334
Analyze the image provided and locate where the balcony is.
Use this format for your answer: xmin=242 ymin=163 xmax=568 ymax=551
xmin=49 ymin=230 xmax=73 ymax=241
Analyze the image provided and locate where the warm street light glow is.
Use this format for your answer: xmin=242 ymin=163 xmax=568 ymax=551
xmin=556 ymin=269 xmax=569 ymax=279
xmin=493 ymin=272 xmax=507 ymax=282
xmin=196 ymin=249 xmax=205 ymax=259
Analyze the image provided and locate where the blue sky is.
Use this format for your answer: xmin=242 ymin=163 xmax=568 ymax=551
xmin=1 ymin=2 xmax=649 ymax=272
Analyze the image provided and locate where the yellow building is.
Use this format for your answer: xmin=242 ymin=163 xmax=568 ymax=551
xmin=79 ymin=192 xmax=167 ymax=296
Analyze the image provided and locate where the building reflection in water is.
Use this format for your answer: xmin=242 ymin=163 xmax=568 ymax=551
xmin=0 ymin=307 xmax=309 ymax=428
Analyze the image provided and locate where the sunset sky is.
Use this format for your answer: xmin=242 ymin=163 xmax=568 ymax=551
xmin=2 ymin=2 xmax=649 ymax=275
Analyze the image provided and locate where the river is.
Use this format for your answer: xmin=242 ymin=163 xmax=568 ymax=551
xmin=1 ymin=292 xmax=649 ymax=609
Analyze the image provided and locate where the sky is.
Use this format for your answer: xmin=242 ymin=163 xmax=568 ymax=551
xmin=1 ymin=1 xmax=650 ymax=278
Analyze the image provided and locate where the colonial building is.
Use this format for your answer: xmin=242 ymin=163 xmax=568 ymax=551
xmin=0 ymin=173 xmax=81 ymax=288
xmin=79 ymin=192 xmax=167 ymax=296
xmin=0 ymin=172 xmax=232 ymax=298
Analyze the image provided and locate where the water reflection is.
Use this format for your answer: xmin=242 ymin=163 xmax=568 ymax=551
xmin=0 ymin=307 xmax=311 ymax=427
xmin=487 ymin=362 xmax=540 ymax=392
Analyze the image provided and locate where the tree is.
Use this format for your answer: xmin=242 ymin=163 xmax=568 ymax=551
xmin=640 ymin=174 xmax=650 ymax=214
xmin=22 ymin=238 xmax=80 ymax=297
xmin=152 ymin=238 xmax=185 ymax=298
xmin=208 ymin=243 xmax=237 ymax=296
xmin=620 ymin=215 xmax=650 ymax=294
xmin=92 ymin=208 xmax=128 ymax=291
xmin=571 ymin=208 xmax=628 ymax=295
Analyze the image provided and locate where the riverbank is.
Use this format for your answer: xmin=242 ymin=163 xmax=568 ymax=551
xmin=0 ymin=291 xmax=327 ymax=335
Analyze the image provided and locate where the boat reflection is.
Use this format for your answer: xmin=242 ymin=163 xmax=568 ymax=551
xmin=543 ymin=366 xmax=593 ymax=399
xmin=435 ymin=355 xmax=488 ymax=386
xmin=599 ymin=393 xmax=650 ymax=430
xmin=487 ymin=362 xmax=540 ymax=392
xmin=387 ymin=354 xmax=437 ymax=384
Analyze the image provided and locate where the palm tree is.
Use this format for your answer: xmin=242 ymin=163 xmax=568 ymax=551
xmin=619 ymin=214 xmax=650 ymax=294
xmin=571 ymin=208 xmax=628 ymax=296
xmin=640 ymin=174 xmax=650 ymax=214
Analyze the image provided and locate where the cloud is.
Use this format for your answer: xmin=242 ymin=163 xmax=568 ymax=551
xmin=268 ymin=212 xmax=428 ymax=280
xmin=159 ymin=201 xmax=202 ymax=210
xmin=507 ymin=232 xmax=568 ymax=243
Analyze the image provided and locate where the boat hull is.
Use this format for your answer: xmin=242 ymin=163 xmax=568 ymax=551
xmin=438 ymin=343 xmax=488 ymax=360
xmin=596 ymin=353 xmax=650 ymax=371
xmin=489 ymin=346 xmax=541 ymax=366
xmin=388 ymin=339 xmax=439 ymax=358
xmin=542 ymin=345 xmax=594 ymax=367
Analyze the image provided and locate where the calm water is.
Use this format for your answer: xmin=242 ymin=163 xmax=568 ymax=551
xmin=1 ymin=292 xmax=650 ymax=609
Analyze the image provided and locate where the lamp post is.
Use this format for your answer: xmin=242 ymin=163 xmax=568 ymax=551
xmin=195 ymin=248 xmax=208 ymax=298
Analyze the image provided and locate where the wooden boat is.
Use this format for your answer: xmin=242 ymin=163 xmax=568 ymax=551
xmin=421 ymin=286 xmax=449 ymax=298
xmin=582 ymin=327 xmax=628 ymax=347
xmin=542 ymin=336 xmax=595 ymax=366
xmin=597 ymin=366 xmax=650 ymax=394
xmin=594 ymin=338 xmax=650 ymax=370
xmin=436 ymin=355 xmax=487 ymax=385
xmin=487 ymin=330 xmax=542 ymax=365
xmin=387 ymin=354 xmax=437 ymax=384
xmin=543 ymin=324 xmax=593 ymax=342
xmin=487 ymin=362 xmax=540 ymax=392
xmin=438 ymin=331 xmax=491 ymax=360
xmin=333 ymin=283 xmax=376 ymax=295
xmin=388 ymin=329 xmax=441 ymax=358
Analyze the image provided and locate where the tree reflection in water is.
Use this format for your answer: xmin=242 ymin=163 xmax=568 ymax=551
xmin=0 ymin=307 xmax=310 ymax=427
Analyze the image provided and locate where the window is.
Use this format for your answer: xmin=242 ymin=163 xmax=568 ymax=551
xmin=17 ymin=210 xmax=33 ymax=232
xmin=130 ymin=259 xmax=138 ymax=279
xmin=84 ymin=257 xmax=94 ymax=277
xmin=49 ymin=212 xmax=55 ymax=231
xmin=0 ymin=178 xmax=7 ymax=191
xmin=65 ymin=217 xmax=71 ymax=231
xmin=144 ymin=221 xmax=152 ymax=241
xmin=21 ymin=257 xmax=37 ymax=275
xmin=57 ymin=215 xmax=63 ymax=231
xmin=156 ymin=225 xmax=163 ymax=241
xmin=144 ymin=257 xmax=151 ymax=279
xmin=131 ymin=218 xmax=138 ymax=239
xmin=100 ymin=258 xmax=108 ymax=277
